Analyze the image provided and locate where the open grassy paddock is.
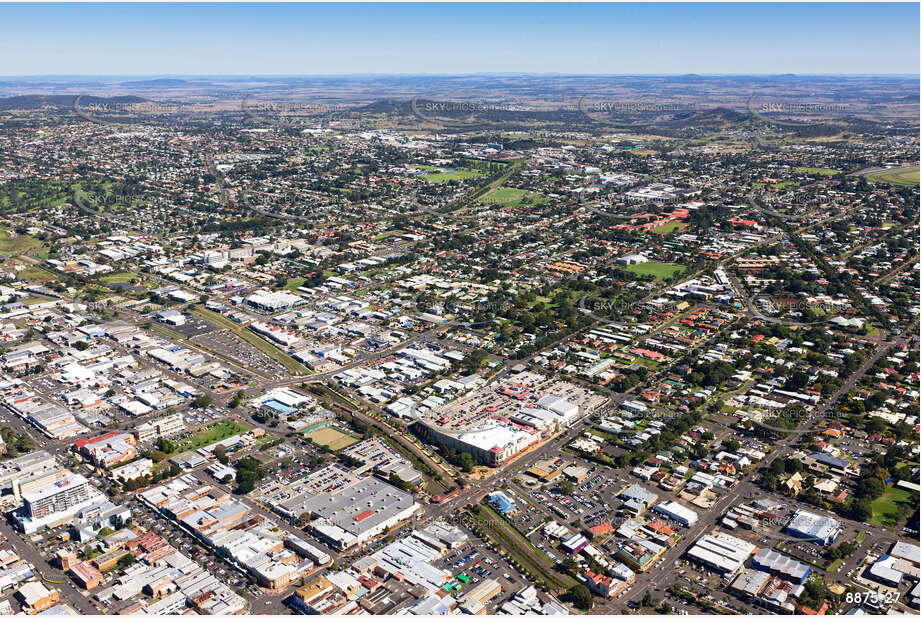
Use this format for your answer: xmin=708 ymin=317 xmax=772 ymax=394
xmin=0 ymin=227 xmax=43 ymax=256
xmin=284 ymin=277 xmax=307 ymax=291
xmin=751 ymin=180 xmax=800 ymax=190
xmin=625 ymin=261 xmax=685 ymax=281
xmin=870 ymin=485 xmax=914 ymax=527
xmin=174 ymin=419 xmax=250 ymax=452
xmin=5 ymin=259 xmax=56 ymax=283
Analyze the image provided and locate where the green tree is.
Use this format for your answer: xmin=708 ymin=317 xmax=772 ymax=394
xmin=848 ymin=497 xmax=873 ymax=522
xmin=569 ymin=584 xmax=593 ymax=611
xmin=458 ymin=452 xmax=475 ymax=473
xmin=191 ymin=394 xmax=213 ymax=409
xmin=235 ymin=456 xmax=268 ymax=494
xmin=560 ymin=556 xmax=580 ymax=577
xmin=155 ymin=437 xmax=175 ymax=454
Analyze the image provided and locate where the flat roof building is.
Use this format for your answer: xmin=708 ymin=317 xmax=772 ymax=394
xmin=652 ymin=500 xmax=699 ymax=527
xmin=785 ymin=510 xmax=842 ymax=546
xmin=752 ymin=548 xmax=810 ymax=584
xmin=301 ymin=477 xmax=420 ymax=550
xmin=687 ymin=531 xmax=756 ymax=575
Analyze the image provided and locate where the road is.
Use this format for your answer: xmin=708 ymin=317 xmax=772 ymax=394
xmin=0 ymin=519 xmax=99 ymax=614
xmin=611 ymin=333 xmax=904 ymax=610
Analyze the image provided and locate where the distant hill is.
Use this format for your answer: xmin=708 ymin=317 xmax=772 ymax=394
xmin=661 ymin=106 xmax=751 ymax=127
xmin=357 ymin=100 xmax=412 ymax=114
xmin=0 ymin=94 xmax=148 ymax=111
xmin=120 ymin=78 xmax=191 ymax=87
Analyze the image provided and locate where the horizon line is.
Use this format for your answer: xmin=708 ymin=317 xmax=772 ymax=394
xmin=2 ymin=72 xmax=920 ymax=78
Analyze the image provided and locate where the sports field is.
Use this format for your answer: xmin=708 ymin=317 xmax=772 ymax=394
xmin=793 ymin=167 xmax=839 ymax=176
xmin=867 ymin=166 xmax=920 ymax=186
xmin=480 ymin=186 xmax=538 ymax=204
xmin=305 ymin=425 xmax=360 ymax=450
xmin=420 ymin=167 xmax=484 ymax=183
xmin=99 ymin=272 xmax=137 ymax=284
xmin=651 ymin=222 xmax=687 ymax=235
xmin=625 ymin=261 xmax=685 ymax=281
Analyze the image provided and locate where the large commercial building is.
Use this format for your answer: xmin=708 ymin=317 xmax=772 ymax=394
xmin=15 ymin=581 xmax=60 ymax=615
xmin=652 ymin=500 xmax=699 ymax=527
xmin=620 ymin=483 xmax=659 ymax=514
xmin=302 ymin=477 xmax=421 ymax=550
xmin=535 ymin=395 xmax=580 ymax=426
xmin=418 ymin=418 xmax=541 ymax=467
xmin=785 ymin=510 xmax=842 ymax=546
xmin=686 ymin=531 xmax=757 ymax=576
xmin=416 ymin=371 xmax=605 ymax=467
xmin=27 ymin=405 xmax=86 ymax=439
xmin=110 ymin=458 xmax=153 ymax=483
xmin=727 ymin=568 xmax=800 ymax=614
xmin=752 ymin=548 xmax=810 ymax=584
xmin=245 ymin=289 xmax=303 ymax=313
xmin=615 ymin=537 xmax=668 ymax=572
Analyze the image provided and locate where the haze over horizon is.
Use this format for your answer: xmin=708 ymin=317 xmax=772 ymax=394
xmin=1 ymin=2 xmax=918 ymax=76
xmin=3 ymin=72 xmax=920 ymax=78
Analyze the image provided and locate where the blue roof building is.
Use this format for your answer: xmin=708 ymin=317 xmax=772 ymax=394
xmin=488 ymin=491 xmax=517 ymax=515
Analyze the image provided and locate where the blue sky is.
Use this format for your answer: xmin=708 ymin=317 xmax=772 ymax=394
xmin=1 ymin=3 xmax=918 ymax=75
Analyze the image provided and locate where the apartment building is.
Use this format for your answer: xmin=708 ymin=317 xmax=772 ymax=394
xmin=134 ymin=413 xmax=185 ymax=443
